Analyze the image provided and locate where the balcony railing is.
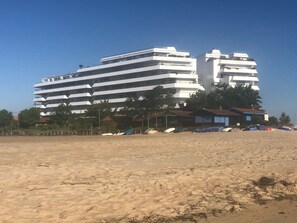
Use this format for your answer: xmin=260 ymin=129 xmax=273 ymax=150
xmin=34 ymin=84 xmax=91 ymax=95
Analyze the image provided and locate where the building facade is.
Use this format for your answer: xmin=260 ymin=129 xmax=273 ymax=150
xmin=194 ymin=108 xmax=240 ymax=126
xmin=34 ymin=47 xmax=204 ymax=116
xmin=229 ymin=107 xmax=269 ymax=123
xmin=197 ymin=49 xmax=259 ymax=92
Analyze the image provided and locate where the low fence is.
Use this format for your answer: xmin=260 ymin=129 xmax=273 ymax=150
xmin=0 ymin=129 xmax=94 ymax=136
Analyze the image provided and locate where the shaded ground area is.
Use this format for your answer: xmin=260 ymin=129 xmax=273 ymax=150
xmin=0 ymin=131 xmax=296 ymax=222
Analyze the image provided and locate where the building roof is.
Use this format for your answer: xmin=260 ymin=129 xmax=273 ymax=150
xmin=100 ymin=47 xmax=189 ymax=63
xmin=230 ymin=107 xmax=265 ymax=115
xmin=201 ymin=108 xmax=240 ymax=116
xmin=169 ymin=110 xmax=193 ymax=117
xmin=128 ymin=110 xmax=193 ymax=121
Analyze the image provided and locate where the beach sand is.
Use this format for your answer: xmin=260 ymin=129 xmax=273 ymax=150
xmin=0 ymin=131 xmax=296 ymax=222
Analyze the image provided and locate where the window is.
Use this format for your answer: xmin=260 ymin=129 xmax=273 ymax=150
xmin=195 ymin=116 xmax=204 ymax=123
xmin=214 ymin=116 xmax=220 ymax=123
xmin=214 ymin=116 xmax=226 ymax=123
xmin=195 ymin=115 xmax=214 ymax=123
xmin=246 ymin=115 xmax=252 ymax=121
xmin=203 ymin=116 xmax=212 ymax=123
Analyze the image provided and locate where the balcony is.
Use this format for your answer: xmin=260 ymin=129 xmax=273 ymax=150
xmin=232 ymin=76 xmax=259 ymax=82
xmin=34 ymin=57 xmax=157 ymax=87
xmin=159 ymin=64 xmax=194 ymax=71
xmin=35 ymin=62 xmax=196 ymax=91
xmin=79 ymin=55 xmax=192 ymax=71
xmin=69 ymin=101 xmax=92 ymax=106
xmin=34 ymin=84 xmax=91 ymax=95
xmin=174 ymin=90 xmax=198 ymax=98
xmin=94 ymin=98 xmax=127 ymax=104
xmin=251 ymin=86 xmax=260 ymax=91
xmin=34 ymin=104 xmax=46 ymax=109
xmin=46 ymin=95 xmax=68 ymax=100
xmin=68 ymin=93 xmax=92 ymax=98
xmin=221 ymin=68 xmax=257 ymax=74
xmin=46 ymin=103 xmax=66 ymax=108
xmin=93 ymin=82 xmax=203 ymax=96
xmin=92 ymin=73 xmax=197 ymax=88
xmin=40 ymin=112 xmax=51 ymax=116
xmin=71 ymin=109 xmax=88 ymax=114
xmin=219 ymin=59 xmax=256 ymax=66
xmin=33 ymin=97 xmax=46 ymax=102
xmin=153 ymin=56 xmax=193 ymax=63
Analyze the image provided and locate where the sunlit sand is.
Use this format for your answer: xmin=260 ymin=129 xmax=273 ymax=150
xmin=0 ymin=131 xmax=296 ymax=222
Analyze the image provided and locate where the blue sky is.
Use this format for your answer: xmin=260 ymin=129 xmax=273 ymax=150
xmin=0 ymin=0 xmax=297 ymax=121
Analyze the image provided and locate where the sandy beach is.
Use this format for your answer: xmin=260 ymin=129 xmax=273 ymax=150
xmin=0 ymin=131 xmax=296 ymax=222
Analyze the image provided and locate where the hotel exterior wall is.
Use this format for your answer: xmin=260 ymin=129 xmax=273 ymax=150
xmin=34 ymin=47 xmax=204 ymax=116
xmin=34 ymin=47 xmax=260 ymax=116
xmin=197 ymin=49 xmax=259 ymax=92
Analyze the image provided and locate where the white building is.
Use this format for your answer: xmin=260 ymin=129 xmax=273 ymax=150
xmin=197 ymin=49 xmax=259 ymax=92
xmin=34 ymin=47 xmax=204 ymax=116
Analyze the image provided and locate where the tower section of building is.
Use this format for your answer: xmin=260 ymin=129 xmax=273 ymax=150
xmin=34 ymin=47 xmax=204 ymax=116
xmin=197 ymin=49 xmax=259 ymax=92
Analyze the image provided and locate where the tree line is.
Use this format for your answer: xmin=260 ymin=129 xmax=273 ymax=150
xmin=0 ymin=85 xmax=292 ymax=133
xmin=184 ymin=84 xmax=262 ymax=111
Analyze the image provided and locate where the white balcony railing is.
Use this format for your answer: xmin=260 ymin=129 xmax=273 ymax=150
xmin=46 ymin=103 xmax=66 ymax=108
xmin=93 ymin=83 xmax=203 ymax=96
xmin=34 ymin=84 xmax=91 ymax=95
xmin=71 ymin=109 xmax=88 ymax=114
xmin=34 ymin=56 xmax=195 ymax=88
xmin=69 ymin=101 xmax=92 ymax=106
xmin=93 ymin=98 xmax=127 ymax=104
xmin=232 ymin=76 xmax=259 ymax=82
xmin=34 ymin=104 xmax=46 ymax=109
xmin=46 ymin=95 xmax=68 ymax=100
xmin=92 ymin=73 xmax=197 ymax=88
xmin=68 ymin=93 xmax=92 ymax=98
xmin=221 ymin=68 xmax=257 ymax=74
xmin=251 ymin=86 xmax=260 ymax=91
xmin=34 ymin=65 xmax=162 ymax=87
xmin=93 ymin=90 xmax=196 ymax=106
xmin=40 ymin=112 xmax=51 ymax=116
xmin=33 ymin=97 xmax=46 ymax=102
xmin=219 ymin=59 xmax=256 ymax=66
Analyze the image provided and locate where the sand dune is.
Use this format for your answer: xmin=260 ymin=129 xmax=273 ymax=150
xmin=0 ymin=131 xmax=296 ymax=222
